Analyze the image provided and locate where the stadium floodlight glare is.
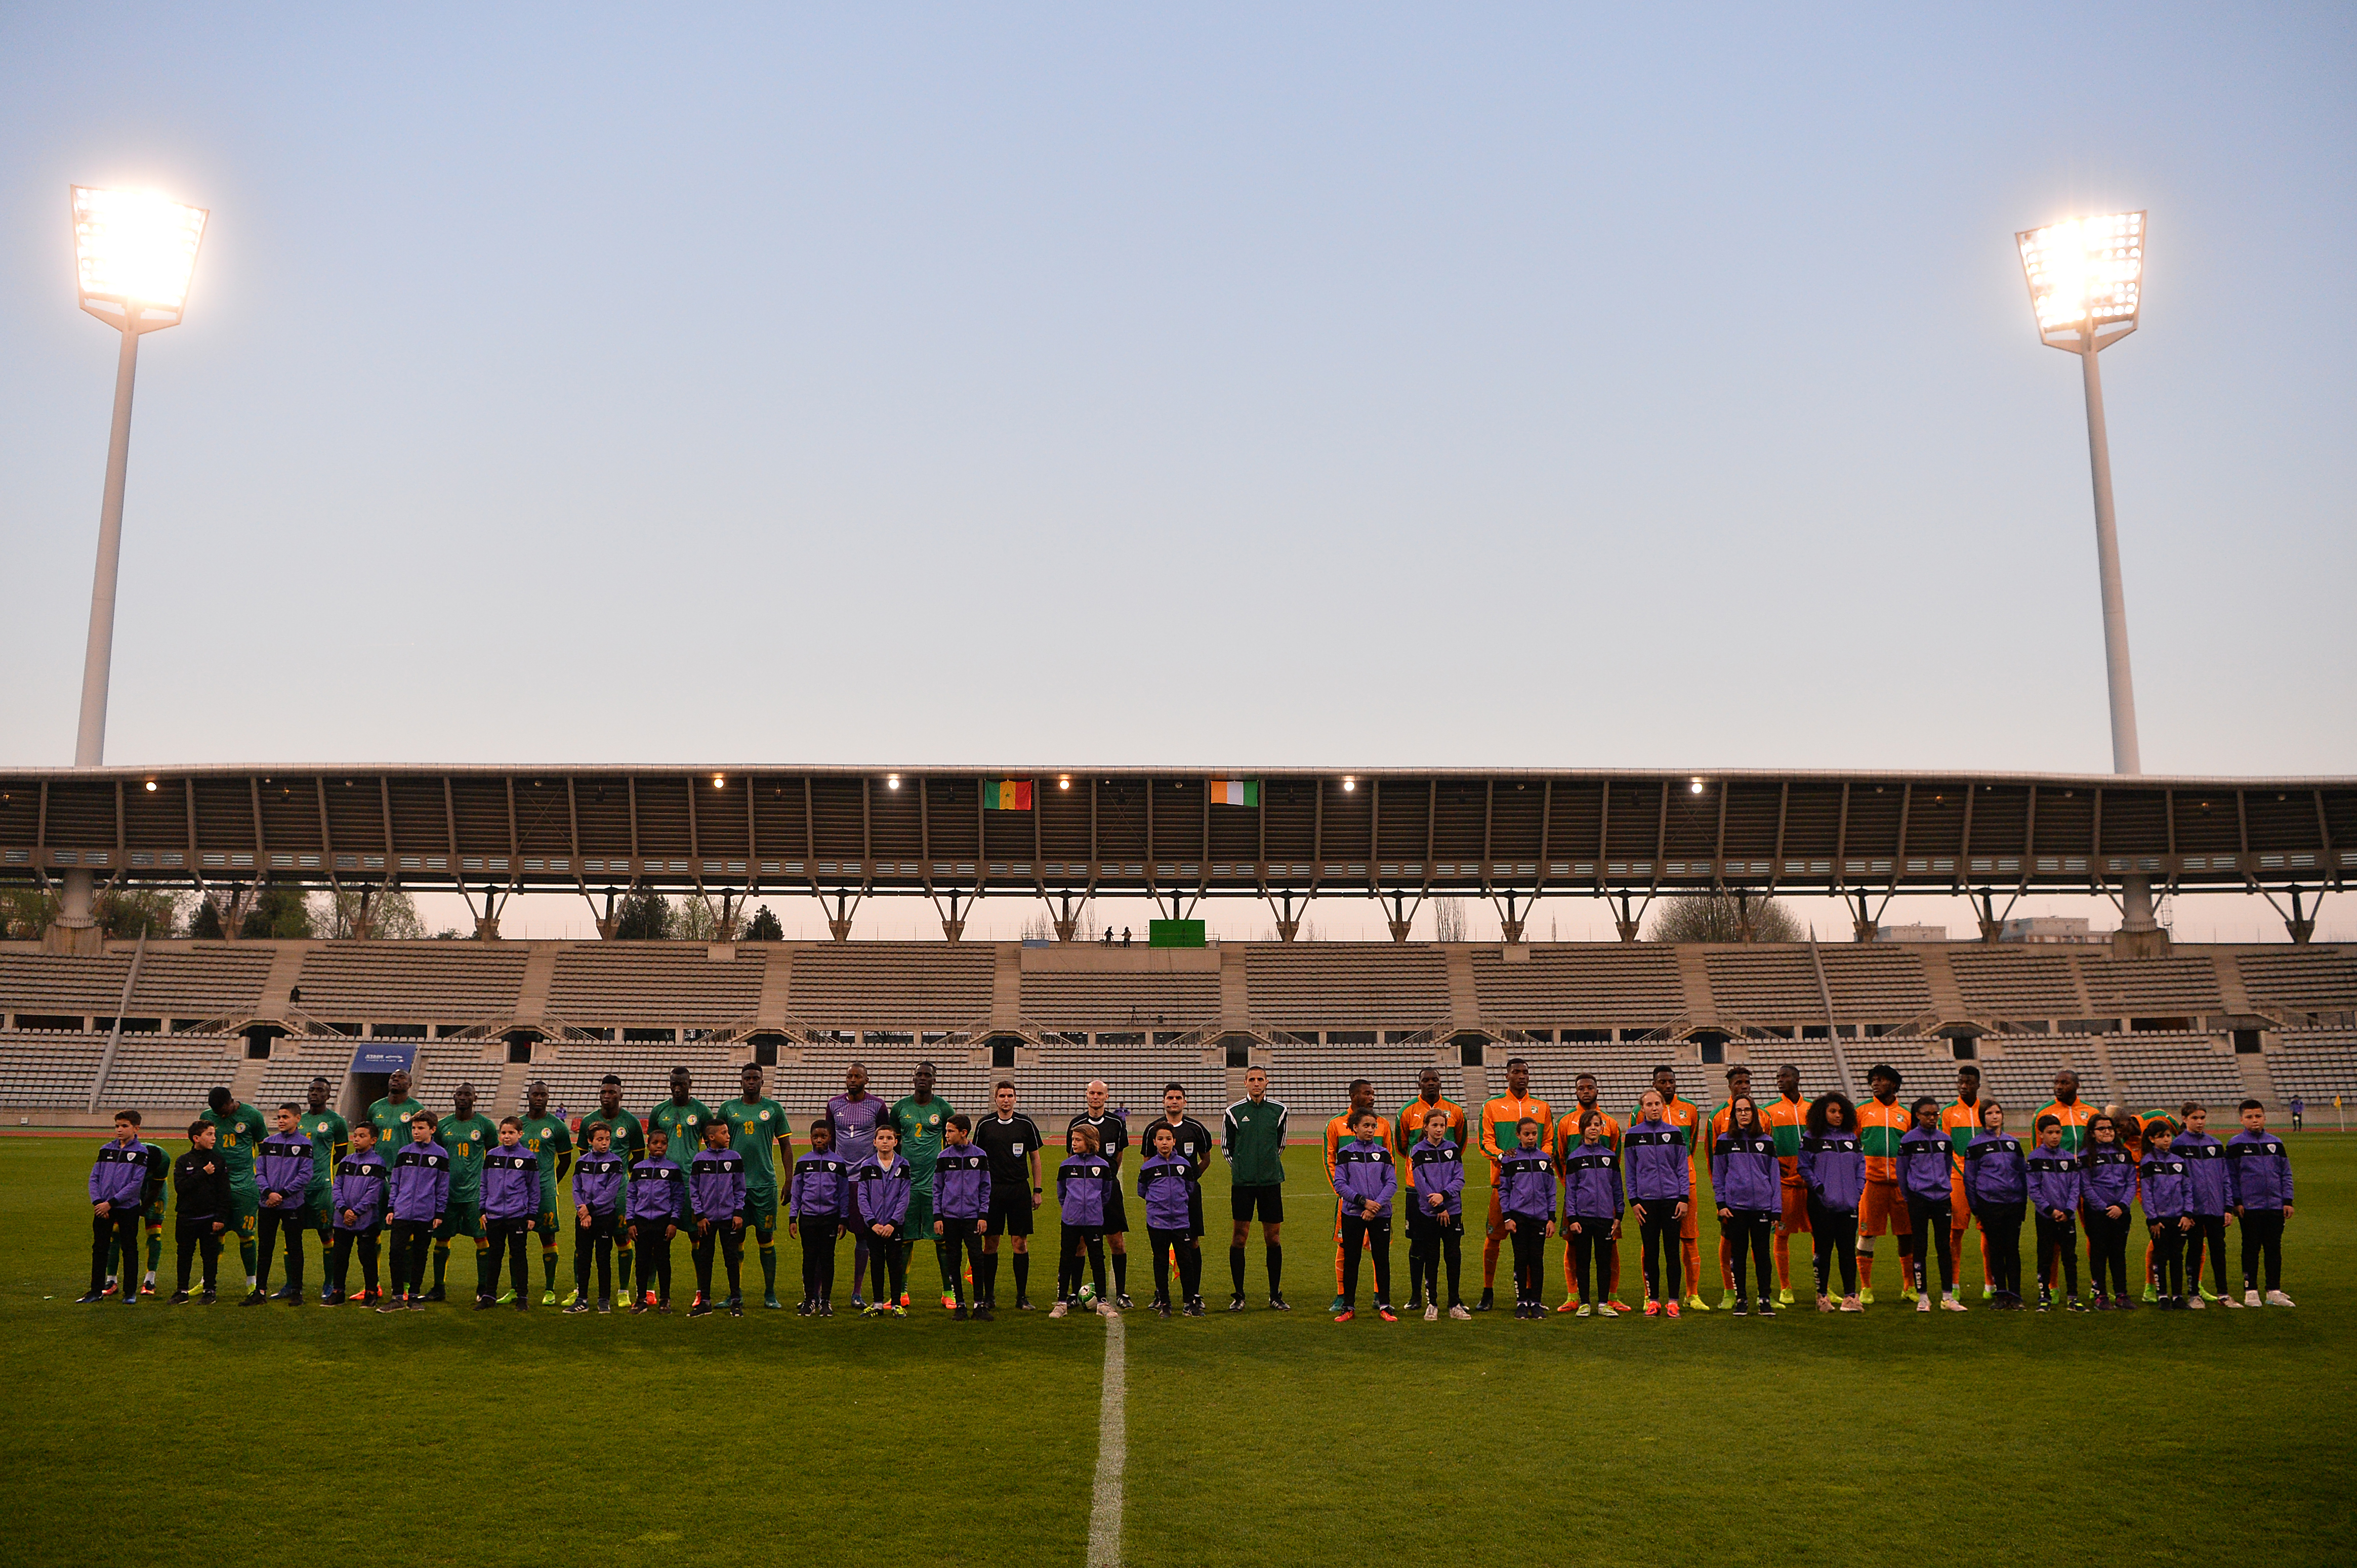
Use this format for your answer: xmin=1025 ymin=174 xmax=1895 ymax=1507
xmin=2017 ymin=208 xmax=2158 ymax=944
xmin=57 ymin=186 xmax=209 ymax=940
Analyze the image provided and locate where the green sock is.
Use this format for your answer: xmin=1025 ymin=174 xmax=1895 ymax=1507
xmin=542 ymin=1247 xmax=559 ymax=1290
xmin=760 ymin=1244 xmax=777 ymax=1294
xmin=146 ymin=1228 xmax=162 ymax=1274
xmin=432 ymin=1243 xmax=450 ymax=1289
xmin=475 ymin=1241 xmax=492 ymax=1297
xmin=240 ymin=1238 xmax=258 ymax=1280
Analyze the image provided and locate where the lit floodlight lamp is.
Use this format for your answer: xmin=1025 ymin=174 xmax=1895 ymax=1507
xmin=2017 ymin=211 xmax=2142 ymax=349
xmin=54 ymin=186 xmax=210 ymax=944
xmin=2014 ymin=207 xmax=2159 ymax=945
xmin=72 ymin=185 xmax=209 ymax=329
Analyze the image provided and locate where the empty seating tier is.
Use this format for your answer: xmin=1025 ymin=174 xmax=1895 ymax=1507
xmin=2104 ymin=1034 xmax=2245 ymax=1107
xmin=1973 ymin=1038 xmax=2109 ymax=1116
xmin=1028 ymin=1042 xmax=1226 ymax=1123
xmin=1500 ymin=1043 xmax=1654 ymax=1120
xmin=783 ymin=1043 xmax=996 ymax=1121
xmin=102 ymin=1035 xmax=241 ymax=1112
xmin=1817 ymin=947 xmax=1933 ymax=1020
xmin=1247 ymin=945 xmax=1450 ymax=1031
xmin=549 ymin=946 xmax=766 ymax=1027
xmin=2078 ymin=957 xmax=2224 ymax=1016
xmin=1702 ymin=950 xmax=1821 ymax=1024
xmin=1950 ymin=951 xmax=2084 ymax=1018
xmin=2267 ymin=1029 xmax=2357 ymax=1104
xmin=0 ymin=954 xmax=133 ymax=1016
xmin=408 ymin=1042 xmax=504 ymax=1114
xmin=0 ymin=1030 xmax=108 ymax=1108
xmin=1734 ymin=1036 xmax=1846 ymax=1097
xmin=1256 ymin=1041 xmax=1456 ymax=1127
xmin=788 ymin=945 xmax=996 ymax=1029
xmin=531 ymin=1041 xmax=739 ymax=1122
xmin=255 ymin=1034 xmax=363 ymax=1106
xmin=295 ymin=943 xmax=526 ymax=1022
xmin=2238 ymin=949 xmax=2357 ymax=1012
xmin=1018 ymin=970 xmax=1220 ymax=1030
xmin=1469 ymin=947 xmax=1683 ymax=1031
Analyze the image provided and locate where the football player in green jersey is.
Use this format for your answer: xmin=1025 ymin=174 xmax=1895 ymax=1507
xmin=893 ymin=1062 xmax=957 ymax=1308
xmin=363 ymin=1067 xmax=426 ymax=1191
xmin=300 ymin=1077 xmax=350 ymax=1301
xmin=720 ymin=1063 xmax=794 ymax=1308
xmin=201 ymin=1086 xmax=270 ymax=1290
xmin=574 ymin=1075 xmax=647 ymax=1304
xmin=433 ymin=1081 xmax=497 ymax=1302
xmin=515 ymin=1081 xmax=574 ymax=1304
xmin=645 ymin=1067 xmax=715 ymax=1304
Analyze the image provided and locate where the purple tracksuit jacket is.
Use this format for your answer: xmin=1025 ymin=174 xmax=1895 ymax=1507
xmin=1895 ymin=1126 xmax=1954 ymax=1206
xmin=1800 ymin=1130 xmax=1865 ymax=1212
xmin=89 ymin=1140 xmax=149 ymax=1210
xmin=847 ymin=1154 xmax=909 ymax=1230
xmin=1057 ymin=1153 xmax=1117 ymax=1228
xmin=2139 ymin=1150 xmax=2193 ymax=1221
xmin=257 ymin=1129 xmax=316 ymax=1211
xmin=1330 ymin=1138 xmax=1396 ymax=1220
xmin=2225 ymin=1129 xmax=2293 ymax=1210
xmin=1561 ymin=1142 xmax=1623 ymax=1221
xmin=788 ymin=1152 xmax=848 ymax=1220
xmin=628 ymin=1156 xmax=688 ymax=1225
xmin=574 ymin=1149 xmax=629 ymax=1216
xmin=1711 ymin=1129 xmax=1782 ymax=1213
xmin=387 ymin=1141 xmax=450 ymax=1223
xmin=2082 ymin=1145 xmax=2136 ymax=1213
xmin=1963 ymin=1133 xmax=2027 ymax=1206
xmin=480 ymin=1145 xmax=540 ymax=1222
xmin=931 ymin=1144 xmax=992 ymax=1221
xmin=1136 ymin=1153 xmax=1196 ymax=1231
xmin=1623 ymin=1120 xmax=1690 ymax=1205
xmin=2027 ymin=1146 xmax=2083 ymax=1217
xmin=1497 ymin=1147 xmax=1556 ymax=1222
xmin=1408 ymin=1139 xmax=1466 ymax=1219
xmin=331 ymin=1150 xmax=389 ymax=1231
xmin=690 ymin=1147 xmax=748 ymax=1221
xmin=2173 ymin=1131 xmax=2228 ymax=1216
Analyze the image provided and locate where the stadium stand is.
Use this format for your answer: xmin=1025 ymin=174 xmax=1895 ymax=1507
xmin=1506 ymin=1041 xmax=1656 ymax=1119
xmin=254 ymin=1032 xmax=363 ymax=1106
xmin=2104 ymin=1033 xmax=2246 ymax=1107
xmin=2238 ymin=949 xmax=2357 ymax=1016
xmin=0 ymin=953 xmax=133 ymax=1019
xmin=2079 ymin=956 xmax=2224 ymax=1017
xmin=1247 ymin=944 xmax=1451 ymax=1032
xmin=1836 ymin=1035 xmax=1954 ymax=1097
xmin=1950 ymin=950 xmax=2084 ymax=1019
xmin=1258 ymin=1039 xmax=1456 ymax=1126
xmin=1975 ymin=1037 xmax=2110 ymax=1114
xmin=789 ymin=945 xmax=996 ymax=1029
xmin=548 ymin=945 xmax=766 ymax=1028
xmin=122 ymin=948 xmax=276 ymax=1021
xmin=409 ymin=1040 xmax=505 ymax=1112
xmin=1702 ymin=949 xmax=1820 ymax=1024
xmin=531 ymin=1039 xmax=738 ymax=1120
xmin=2266 ymin=1028 xmax=2357 ymax=1105
xmin=1733 ymin=1035 xmax=1846 ymax=1098
xmin=0 ymin=1029 xmax=108 ymax=1108
xmin=1018 ymin=969 xmax=1220 ymax=1029
xmin=1468 ymin=945 xmax=1684 ymax=1032
xmin=293 ymin=943 xmax=526 ymax=1023
xmin=1030 ymin=1038 xmax=1225 ymax=1122
xmin=1818 ymin=946 xmax=1934 ymax=1020
xmin=103 ymin=1033 xmax=241 ymax=1111
xmin=782 ymin=1040 xmax=996 ymax=1122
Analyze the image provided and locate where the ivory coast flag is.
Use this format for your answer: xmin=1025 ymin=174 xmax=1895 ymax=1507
xmin=983 ymin=779 xmax=1033 ymax=811
xmin=1207 ymin=778 xmax=1259 ymax=807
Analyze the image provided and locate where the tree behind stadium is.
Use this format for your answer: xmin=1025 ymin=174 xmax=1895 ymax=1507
xmin=1645 ymin=893 xmax=1802 ymax=944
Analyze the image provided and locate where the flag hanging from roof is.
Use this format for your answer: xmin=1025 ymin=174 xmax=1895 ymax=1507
xmin=983 ymin=778 xmax=1033 ymax=811
xmin=1207 ymin=778 xmax=1259 ymax=807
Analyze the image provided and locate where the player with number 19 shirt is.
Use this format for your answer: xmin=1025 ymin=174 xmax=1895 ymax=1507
xmin=720 ymin=1064 xmax=793 ymax=1308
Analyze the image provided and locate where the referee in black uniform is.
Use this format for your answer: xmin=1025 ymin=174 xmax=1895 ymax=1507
xmin=1070 ymin=1080 xmax=1132 ymax=1307
xmin=1151 ymin=1084 xmax=1216 ymax=1241
xmin=974 ymin=1082 xmax=1044 ymax=1311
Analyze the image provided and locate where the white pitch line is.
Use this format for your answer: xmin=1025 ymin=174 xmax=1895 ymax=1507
xmin=1087 ymin=1311 xmax=1127 ymax=1568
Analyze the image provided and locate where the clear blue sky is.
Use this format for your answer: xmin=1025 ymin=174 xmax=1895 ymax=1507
xmin=2 ymin=6 xmax=2350 ymax=938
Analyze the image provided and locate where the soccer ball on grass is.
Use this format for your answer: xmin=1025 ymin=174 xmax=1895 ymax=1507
xmin=1077 ymin=1284 xmax=1097 ymax=1308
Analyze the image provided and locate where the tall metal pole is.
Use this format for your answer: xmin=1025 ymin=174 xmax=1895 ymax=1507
xmin=2078 ymin=333 xmax=2139 ymax=775
xmin=2076 ymin=328 xmax=2158 ymax=941
xmin=59 ymin=321 xmax=141 ymax=930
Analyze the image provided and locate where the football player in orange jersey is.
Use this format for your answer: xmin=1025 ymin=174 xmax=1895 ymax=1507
xmin=1854 ymin=1063 xmax=1915 ymax=1303
xmin=1555 ymin=1073 xmax=1624 ymax=1310
xmin=1477 ymin=1057 xmax=1552 ymax=1312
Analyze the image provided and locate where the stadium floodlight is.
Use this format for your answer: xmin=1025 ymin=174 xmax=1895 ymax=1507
xmin=57 ymin=186 xmax=208 ymax=939
xmin=2016 ymin=209 xmax=2160 ymax=945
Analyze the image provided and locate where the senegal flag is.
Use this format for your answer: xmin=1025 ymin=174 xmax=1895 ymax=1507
xmin=1207 ymin=778 xmax=1259 ymax=807
xmin=983 ymin=779 xmax=1033 ymax=811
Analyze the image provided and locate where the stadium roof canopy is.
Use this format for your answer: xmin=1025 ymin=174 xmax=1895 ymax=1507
xmin=2 ymin=766 xmax=2347 ymax=908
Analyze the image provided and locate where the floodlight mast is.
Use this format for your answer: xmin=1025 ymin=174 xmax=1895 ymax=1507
xmin=2017 ymin=210 xmax=2162 ymax=950
xmin=57 ymin=187 xmax=208 ymax=940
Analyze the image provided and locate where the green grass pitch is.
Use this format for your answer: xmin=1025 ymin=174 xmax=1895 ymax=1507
xmin=5 ymin=1130 xmax=2349 ymax=1566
